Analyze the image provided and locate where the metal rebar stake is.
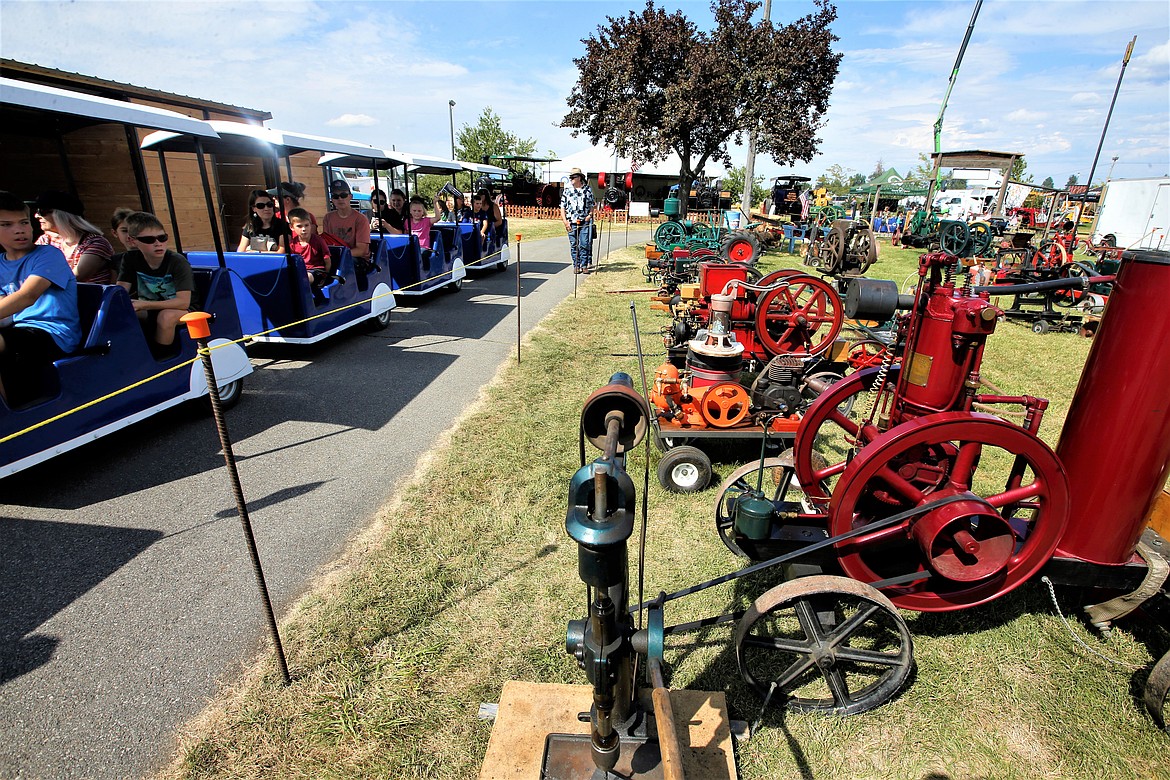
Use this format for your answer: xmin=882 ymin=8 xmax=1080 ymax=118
xmin=182 ymin=313 xmax=291 ymax=685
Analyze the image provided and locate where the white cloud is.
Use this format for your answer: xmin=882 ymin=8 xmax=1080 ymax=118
xmin=1070 ymin=92 xmax=1102 ymax=104
xmin=327 ymin=114 xmax=378 ymax=128
xmin=1006 ymin=109 xmax=1045 ymax=123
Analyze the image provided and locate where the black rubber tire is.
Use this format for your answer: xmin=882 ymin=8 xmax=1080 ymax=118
xmin=1032 ymin=319 xmax=1051 ymax=334
xmin=657 ymin=445 xmax=713 ymax=493
xmin=445 ymin=275 xmax=464 ymax=293
xmin=368 ymin=308 xmax=392 ymax=331
xmin=202 ymin=378 xmax=243 ymax=412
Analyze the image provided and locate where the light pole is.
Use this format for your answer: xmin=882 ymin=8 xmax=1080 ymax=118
xmin=1108 ymin=156 xmax=1119 ymax=181
xmin=448 ymin=100 xmax=456 ymax=158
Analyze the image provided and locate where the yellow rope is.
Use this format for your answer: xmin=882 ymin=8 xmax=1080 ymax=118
xmin=2 ymin=247 xmax=508 ymax=445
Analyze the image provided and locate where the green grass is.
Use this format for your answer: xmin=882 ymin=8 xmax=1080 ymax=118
xmin=163 ymin=236 xmax=1170 ymax=780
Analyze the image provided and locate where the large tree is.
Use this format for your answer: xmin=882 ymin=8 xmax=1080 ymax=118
xmin=724 ymin=164 xmax=767 ymax=205
xmin=451 ymin=107 xmax=541 ymax=192
xmin=563 ymin=0 xmax=841 ymax=215
xmin=815 ymin=163 xmax=855 ymax=195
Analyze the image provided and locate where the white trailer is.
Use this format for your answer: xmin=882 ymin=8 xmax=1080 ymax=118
xmin=1090 ymin=176 xmax=1170 ymax=249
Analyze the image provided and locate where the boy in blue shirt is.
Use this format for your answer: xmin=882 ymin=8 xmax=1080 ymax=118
xmin=0 ymin=191 xmax=81 ymax=407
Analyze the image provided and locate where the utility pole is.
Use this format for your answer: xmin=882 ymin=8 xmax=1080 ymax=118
xmin=740 ymin=0 xmax=771 ymax=224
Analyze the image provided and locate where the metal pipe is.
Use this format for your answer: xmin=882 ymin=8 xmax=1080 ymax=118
xmin=1074 ymin=36 xmax=1136 ymax=229
xmin=193 ymin=138 xmax=225 ymax=266
xmin=156 ymin=150 xmax=184 ymax=254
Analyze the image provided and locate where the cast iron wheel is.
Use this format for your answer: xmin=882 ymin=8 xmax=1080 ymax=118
xmin=699 ymin=382 xmax=752 ymax=428
xmin=828 ymin=413 xmax=1070 ymax=612
xmin=825 ymin=228 xmax=847 ymax=274
xmin=1144 ymin=648 xmax=1170 ymax=731
xmin=735 ymin=575 xmax=914 ymax=715
xmin=969 ymin=222 xmax=993 ymax=257
xmin=851 ymin=228 xmax=878 ymax=274
xmin=846 ymin=339 xmax=889 ymax=371
xmin=654 ymin=221 xmax=688 ymax=252
xmin=938 ymin=221 xmax=970 ymax=256
xmin=657 ymin=445 xmax=713 ymax=493
xmin=793 ymin=365 xmax=902 ymax=503
xmin=753 ymin=274 xmax=843 ymax=357
xmin=714 ymin=451 xmax=823 ymax=558
xmin=1036 ymin=239 xmax=1069 ymax=269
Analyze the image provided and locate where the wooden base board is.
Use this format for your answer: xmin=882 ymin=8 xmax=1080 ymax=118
xmin=479 ymin=681 xmax=737 ymax=779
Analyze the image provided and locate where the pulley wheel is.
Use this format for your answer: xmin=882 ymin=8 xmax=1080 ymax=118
xmin=735 ymin=574 xmax=914 ymax=715
xmin=969 ymin=222 xmax=993 ymax=257
xmin=938 ymin=221 xmax=970 ymax=256
xmin=793 ymin=365 xmax=902 ymax=503
xmin=828 ymin=413 xmax=1070 ymax=612
xmin=846 ymin=339 xmax=889 ymax=371
xmin=825 ymin=228 xmax=847 ymax=274
xmin=580 ymin=380 xmax=650 ymax=454
xmin=654 ymin=221 xmax=688 ymax=252
xmin=699 ymin=382 xmax=751 ymax=428
xmin=713 ymin=450 xmax=823 ymax=558
xmin=754 ymin=274 xmax=842 ymax=357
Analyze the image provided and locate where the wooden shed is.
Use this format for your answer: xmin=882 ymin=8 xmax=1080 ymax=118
xmin=0 ymin=60 xmax=331 ymax=252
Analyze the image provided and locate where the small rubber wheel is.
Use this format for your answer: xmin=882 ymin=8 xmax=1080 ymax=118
xmin=1032 ymin=319 xmax=1051 ymax=334
xmin=445 ymin=275 xmax=464 ymax=293
xmin=368 ymin=309 xmax=392 ymax=331
xmin=1145 ymin=648 xmax=1170 ymax=731
xmin=657 ymin=445 xmax=712 ymax=493
xmin=203 ymin=378 xmax=243 ymax=412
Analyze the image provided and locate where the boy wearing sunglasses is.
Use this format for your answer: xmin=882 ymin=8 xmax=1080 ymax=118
xmin=0 ymin=191 xmax=81 ymax=406
xmin=116 ymin=211 xmax=195 ymax=358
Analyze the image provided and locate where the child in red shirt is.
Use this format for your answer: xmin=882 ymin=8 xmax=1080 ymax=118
xmin=288 ymin=208 xmax=332 ymax=289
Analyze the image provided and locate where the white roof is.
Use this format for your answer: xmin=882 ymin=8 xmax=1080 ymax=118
xmin=459 ymin=160 xmax=509 ymax=176
xmin=142 ymin=120 xmax=385 ymax=158
xmin=397 ymin=151 xmax=463 ymax=175
xmin=552 ymin=144 xmax=725 ymax=180
xmin=319 ymin=150 xmax=412 ymax=169
xmin=1 ymin=77 xmax=219 ymax=137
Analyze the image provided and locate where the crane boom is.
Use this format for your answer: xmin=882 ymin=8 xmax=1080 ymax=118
xmin=934 ymin=0 xmax=983 ymax=155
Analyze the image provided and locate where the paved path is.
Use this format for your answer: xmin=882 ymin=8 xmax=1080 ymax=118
xmin=0 ymin=229 xmax=650 ymax=779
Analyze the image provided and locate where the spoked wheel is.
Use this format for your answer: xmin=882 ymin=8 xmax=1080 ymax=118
xmin=969 ymin=222 xmax=993 ymax=257
xmin=1145 ymin=648 xmax=1170 ymax=732
xmin=713 ymin=450 xmax=824 ymax=558
xmin=699 ymin=382 xmax=751 ymax=428
xmin=754 ymin=275 xmax=843 ymax=357
xmin=735 ymin=575 xmax=914 ymax=715
xmin=846 ymin=339 xmax=889 ymax=371
xmin=1037 ymin=240 xmax=1069 ymax=270
xmin=938 ymin=221 xmax=970 ymax=255
xmin=657 ymin=445 xmax=713 ymax=493
xmin=850 ymin=228 xmax=878 ymax=274
xmin=793 ymin=365 xmax=901 ymax=503
xmin=825 ymin=228 xmax=847 ymax=274
xmin=1052 ymin=262 xmax=1100 ymax=307
xmin=828 ymin=413 xmax=1070 ymax=612
xmin=655 ymin=221 xmax=688 ymax=251
xmin=757 ymin=268 xmax=805 ymax=287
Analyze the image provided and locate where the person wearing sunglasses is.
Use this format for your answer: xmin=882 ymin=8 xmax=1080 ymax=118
xmin=321 ymin=180 xmax=370 ymax=262
xmin=116 ymin=211 xmax=195 ymax=359
xmin=33 ymin=191 xmax=117 ymax=285
xmin=368 ymin=188 xmax=405 ymax=235
xmin=237 ymin=189 xmax=291 ymax=253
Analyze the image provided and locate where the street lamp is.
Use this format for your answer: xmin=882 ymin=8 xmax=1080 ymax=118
xmin=1108 ymin=156 xmax=1119 ymax=181
xmin=448 ymin=100 xmax=456 ymax=159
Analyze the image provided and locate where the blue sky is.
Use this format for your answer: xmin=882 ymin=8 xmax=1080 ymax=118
xmin=3 ymin=0 xmax=1167 ymax=186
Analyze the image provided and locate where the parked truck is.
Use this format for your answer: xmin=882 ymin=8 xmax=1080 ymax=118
xmin=1090 ymin=176 xmax=1170 ymax=249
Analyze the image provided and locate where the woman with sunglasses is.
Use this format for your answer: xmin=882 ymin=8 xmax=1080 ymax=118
xmin=33 ymin=191 xmax=116 ymax=285
xmin=368 ymin=188 xmax=404 ymax=235
xmin=237 ymin=189 xmax=291 ymax=253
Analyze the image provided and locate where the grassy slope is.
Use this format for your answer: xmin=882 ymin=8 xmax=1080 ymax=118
xmin=166 ymin=237 xmax=1169 ymax=780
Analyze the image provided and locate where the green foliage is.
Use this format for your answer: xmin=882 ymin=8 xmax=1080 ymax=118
xmin=1066 ymin=173 xmax=1079 ymax=188
xmin=724 ymin=164 xmax=767 ymax=204
xmin=563 ymin=0 xmax=841 ymax=213
xmin=1042 ymin=176 xmax=1055 ymax=189
xmin=1011 ymin=156 xmax=1033 ymax=184
xmin=815 ymin=163 xmax=856 ymax=195
xmin=454 ymin=107 xmax=539 ymax=191
xmin=870 ymin=158 xmax=885 ymax=179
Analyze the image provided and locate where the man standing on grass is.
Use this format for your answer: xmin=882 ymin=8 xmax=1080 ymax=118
xmin=560 ymin=167 xmax=595 ymax=274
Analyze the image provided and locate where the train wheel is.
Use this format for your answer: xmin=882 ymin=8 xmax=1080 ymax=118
xmin=1145 ymin=648 xmax=1170 ymax=731
xmin=753 ymin=274 xmax=843 ymax=357
xmin=735 ymin=575 xmax=914 ymax=715
xmin=369 ymin=308 xmax=392 ymax=331
xmin=657 ymin=445 xmax=712 ymax=493
xmin=203 ymin=378 xmax=243 ymax=412
xmin=828 ymin=413 xmax=1070 ymax=612
xmin=699 ymin=382 xmax=751 ymax=428
xmin=793 ymin=365 xmax=901 ymax=503
xmin=714 ymin=451 xmax=822 ymax=558
xmin=445 ymin=275 xmax=464 ymax=293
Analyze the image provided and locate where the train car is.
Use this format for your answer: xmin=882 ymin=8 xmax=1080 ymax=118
xmin=0 ymin=79 xmax=252 ymax=478
xmin=141 ymin=122 xmax=398 ymax=342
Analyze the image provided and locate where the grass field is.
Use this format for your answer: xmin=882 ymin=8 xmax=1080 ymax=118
xmin=164 ymin=235 xmax=1169 ymax=780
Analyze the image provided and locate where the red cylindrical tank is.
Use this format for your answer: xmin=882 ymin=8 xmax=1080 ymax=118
xmin=1055 ymin=249 xmax=1170 ymax=565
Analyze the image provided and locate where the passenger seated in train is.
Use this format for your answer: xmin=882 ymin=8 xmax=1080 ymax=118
xmin=116 ymin=212 xmax=195 ymax=358
xmin=272 ymin=181 xmax=316 ymax=230
xmin=322 ymin=180 xmax=370 ymax=262
xmin=370 ymin=189 xmax=406 ymax=235
xmin=110 ymin=207 xmax=135 ymax=272
xmin=406 ymin=196 xmax=434 ymax=272
xmin=434 ymin=187 xmax=473 ymax=223
xmin=33 ymin=191 xmax=117 ymax=285
xmin=0 ymin=191 xmax=81 ymax=407
xmin=237 ymin=190 xmax=291 ymax=253
xmin=287 ymin=208 xmax=332 ymax=290
xmin=471 ymin=188 xmax=504 ymax=249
